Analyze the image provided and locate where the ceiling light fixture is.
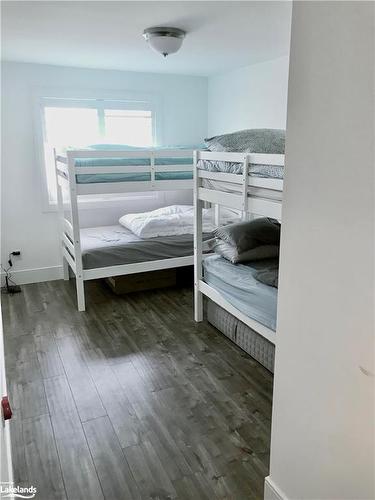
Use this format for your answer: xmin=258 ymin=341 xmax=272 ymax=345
xmin=143 ymin=27 xmax=186 ymax=57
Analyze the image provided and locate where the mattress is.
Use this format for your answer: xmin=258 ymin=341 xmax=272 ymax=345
xmin=66 ymin=146 xmax=195 ymax=184
xmin=203 ymin=254 xmax=278 ymax=331
xmin=207 ymin=301 xmax=275 ymax=372
xmin=76 ymin=157 xmax=193 ymax=184
xmin=80 ymin=225 xmax=210 ymax=270
xmin=76 ymin=170 xmax=192 ymax=184
xmin=197 ymin=159 xmax=284 ymax=179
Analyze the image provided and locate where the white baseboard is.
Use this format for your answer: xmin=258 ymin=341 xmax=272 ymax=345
xmin=1 ymin=265 xmax=63 ymax=286
xmin=264 ymin=477 xmax=288 ymax=500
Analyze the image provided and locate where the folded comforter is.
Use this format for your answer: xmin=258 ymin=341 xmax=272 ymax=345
xmin=119 ymin=205 xmax=238 ymax=239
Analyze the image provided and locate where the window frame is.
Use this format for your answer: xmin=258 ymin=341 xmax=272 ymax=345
xmin=32 ymin=87 xmax=163 ymax=212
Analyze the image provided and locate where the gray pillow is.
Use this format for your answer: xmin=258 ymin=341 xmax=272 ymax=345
xmin=254 ymin=268 xmax=279 ymax=288
xmin=214 ymin=218 xmax=280 ymax=254
xmin=210 ymin=239 xmax=279 ymax=264
xmin=204 ymin=129 xmax=285 ymax=154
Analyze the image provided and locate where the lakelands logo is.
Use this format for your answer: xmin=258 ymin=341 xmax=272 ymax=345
xmin=0 ymin=482 xmax=37 ymax=499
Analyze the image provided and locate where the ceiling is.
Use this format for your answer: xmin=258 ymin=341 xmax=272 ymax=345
xmin=1 ymin=1 xmax=292 ymax=76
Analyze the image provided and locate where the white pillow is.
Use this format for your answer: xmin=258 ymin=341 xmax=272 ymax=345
xmin=119 ymin=205 xmax=237 ymax=238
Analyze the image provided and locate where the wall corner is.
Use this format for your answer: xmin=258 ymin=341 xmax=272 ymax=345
xmin=264 ymin=476 xmax=288 ymax=500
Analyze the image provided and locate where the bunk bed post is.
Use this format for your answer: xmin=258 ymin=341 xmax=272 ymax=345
xmin=54 ymin=149 xmax=69 ymax=280
xmin=241 ymin=154 xmax=250 ymax=221
xmin=67 ymin=151 xmax=85 ymax=312
xmin=214 ymin=204 xmax=220 ymax=226
xmin=193 ymin=151 xmax=203 ymax=322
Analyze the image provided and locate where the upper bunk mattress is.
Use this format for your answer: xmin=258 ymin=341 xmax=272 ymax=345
xmin=64 ymin=146 xmax=195 ymax=184
xmin=76 ymin=156 xmax=193 ymax=184
xmin=203 ymin=254 xmax=278 ymax=331
xmin=197 ymin=159 xmax=284 ymax=179
xmin=80 ymin=225 xmax=210 ymax=270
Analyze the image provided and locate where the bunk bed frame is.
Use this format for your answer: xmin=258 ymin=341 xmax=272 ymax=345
xmin=54 ymin=148 xmax=194 ymax=311
xmin=193 ymin=150 xmax=284 ymax=346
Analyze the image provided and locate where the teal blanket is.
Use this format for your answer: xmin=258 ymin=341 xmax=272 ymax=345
xmin=71 ymin=144 xmax=199 ymax=184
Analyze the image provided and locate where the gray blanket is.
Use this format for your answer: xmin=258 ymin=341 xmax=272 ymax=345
xmin=197 ymin=159 xmax=284 ymax=178
xmin=204 ymin=128 xmax=285 ymax=154
xmin=80 ymin=225 xmax=212 ymax=270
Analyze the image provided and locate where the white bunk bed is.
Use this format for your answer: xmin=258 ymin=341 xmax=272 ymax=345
xmin=193 ymin=150 xmax=284 ymax=347
xmin=54 ymin=148 xmax=194 ymax=311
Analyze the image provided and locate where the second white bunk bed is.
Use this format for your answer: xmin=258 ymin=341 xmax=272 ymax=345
xmin=55 ymin=147 xmax=196 ymax=311
xmin=193 ymin=149 xmax=283 ymax=369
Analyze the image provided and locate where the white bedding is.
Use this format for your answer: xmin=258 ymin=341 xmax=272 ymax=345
xmin=119 ymin=205 xmax=237 ymax=238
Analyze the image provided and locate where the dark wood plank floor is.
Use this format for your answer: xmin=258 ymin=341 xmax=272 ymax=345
xmin=2 ymin=279 xmax=273 ymax=500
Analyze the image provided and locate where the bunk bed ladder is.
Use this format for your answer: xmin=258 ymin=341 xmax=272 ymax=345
xmin=66 ymin=151 xmax=85 ymax=311
xmin=54 ymin=149 xmax=69 ymax=282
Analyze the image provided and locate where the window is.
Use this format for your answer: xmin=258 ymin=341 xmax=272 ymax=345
xmin=103 ymin=109 xmax=152 ymax=145
xmin=39 ymin=97 xmax=155 ymax=205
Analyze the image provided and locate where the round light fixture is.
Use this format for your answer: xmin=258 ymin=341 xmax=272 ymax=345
xmin=143 ymin=27 xmax=186 ymax=57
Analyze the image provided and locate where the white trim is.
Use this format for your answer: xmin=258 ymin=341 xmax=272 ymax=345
xmin=1 ymin=266 xmax=63 ymax=286
xmin=264 ymin=477 xmax=288 ymax=500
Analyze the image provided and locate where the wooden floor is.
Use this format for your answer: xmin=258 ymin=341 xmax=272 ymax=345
xmin=2 ymin=279 xmax=273 ymax=500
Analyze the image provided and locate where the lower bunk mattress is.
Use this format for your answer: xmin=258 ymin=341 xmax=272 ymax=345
xmin=207 ymin=300 xmax=275 ymax=373
xmin=203 ymin=254 xmax=278 ymax=331
xmin=80 ymin=225 xmax=210 ymax=270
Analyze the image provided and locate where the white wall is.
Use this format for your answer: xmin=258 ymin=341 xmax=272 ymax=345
xmin=1 ymin=62 xmax=207 ymax=283
xmin=266 ymin=2 xmax=374 ymax=500
xmin=207 ymin=56 xmax=290 ymax=136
